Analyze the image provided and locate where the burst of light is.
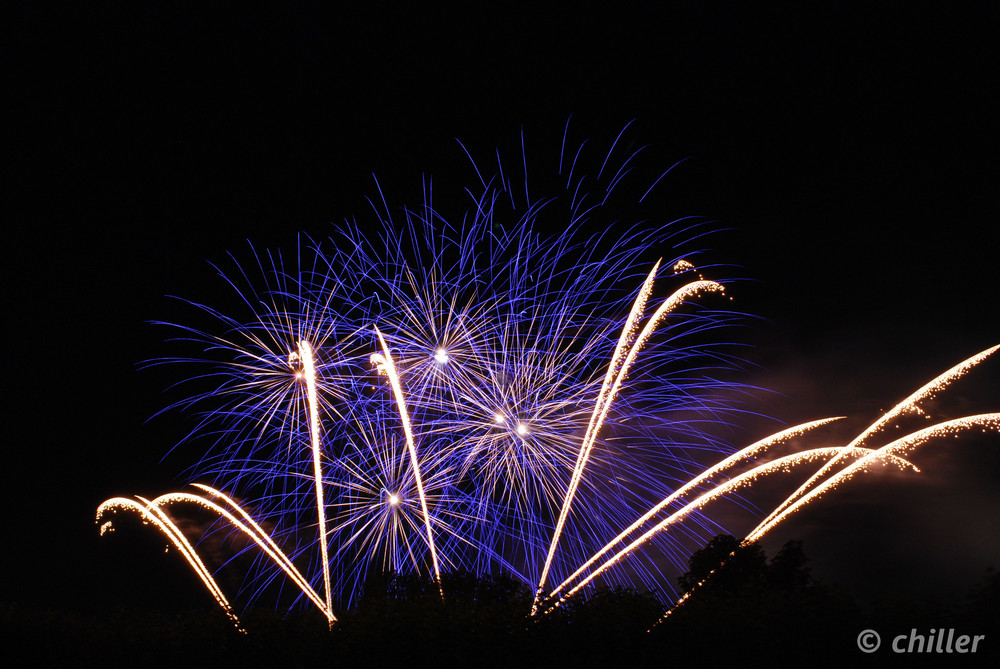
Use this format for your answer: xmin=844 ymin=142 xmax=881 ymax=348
xmin=753 ymin=344 xmax=1000 ymax=536
xmin=545 ymin=417 xmax=843 ymax=604
xmin=97 ymin=496 xmax=246 ymax=633
xmin=296 ymin=339 xmax=334 ymax=626
xmin=645 ymin=346 xmax=1000 ymax=629
xmin=533 ymin=272 xmax=725 ymax=614
xmin=133 ymin=124 xmax=751 ymax=611
xmin=373 ymin=328 xmax=444 ymax=598
xmin=103 ymin=305 xmax=1000 ymax=629
xmin=98 ymin=122 xmax=999 ymax=633
xmin=746 ymin=412 xmax=1000 ymax=545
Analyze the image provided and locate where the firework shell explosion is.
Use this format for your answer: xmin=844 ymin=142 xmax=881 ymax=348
xmin=97 ymin=124 xmax=999 ymax=628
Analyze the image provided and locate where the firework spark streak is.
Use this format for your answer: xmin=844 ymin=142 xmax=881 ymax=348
xmin=371 ymin=327 xmax=444 ymax=597
xmin=648 ymin=346 xmax=1000 ymax=628
xmin=296 ymin=340 xmax=334 ymax=624
xmin=97 ymin=496 xmax=245 ymax=632
xmin=753 ymin=344 xmax=1000 ymax=535
xmin=546 ymin=445 xmax=919 ymax=611
xmin=532 ymin=273 xmax=724 ymax=614
xmin=745 ymin=413 xmax=1000 ymax=544
xmin=532 ymin=261 xmax=663 ymax=613
xmin=544 ymin=418 xmax=843 ymax=604
xmin=99 ymin=486 xmax=335 ymax=624
xmin=190 ymin=484 xmax=333 ymax=620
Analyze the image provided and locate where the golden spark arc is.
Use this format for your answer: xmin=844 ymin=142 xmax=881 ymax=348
xmin=754 ymin=344 xmax=1000 ymax=535
xmin=533 ymin=262 xmax=724 ymax=614
xmin=371 ymin=327 xmax=444 ymax=598
xmin=647 ymin=346 xmax=1000 ymax=628
xmin=96 ymin=496 xmax=245 ymax=632
xmin=296 ymin=339 xmax=334 ymax=625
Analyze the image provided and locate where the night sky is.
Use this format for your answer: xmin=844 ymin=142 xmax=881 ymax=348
xmin=6 ymin=4 xmax=998 ymax=616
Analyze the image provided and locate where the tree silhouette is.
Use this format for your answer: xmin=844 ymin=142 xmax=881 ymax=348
xmin=658 ymin=535 xmax=858 ymax=663
xmin=766 ymin=539 xmax=812 ymax=591
xmin=678 ymin=533 xmax=767 ymax=596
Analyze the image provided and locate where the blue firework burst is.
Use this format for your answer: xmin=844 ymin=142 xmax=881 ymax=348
xmin=150 ymin=122 xmax=751 ymax=610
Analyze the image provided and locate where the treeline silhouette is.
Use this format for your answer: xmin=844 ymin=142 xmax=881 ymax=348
xmin=4 ymin=536 xmax=996 ymax=667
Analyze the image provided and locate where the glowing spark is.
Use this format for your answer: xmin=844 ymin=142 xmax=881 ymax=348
xmin=190 ymin=484 xmax=334 ymax=621
xmin=533 ymin=261 xmax=663 ymax=613
xmin=547 ymin=417 xmax=843 ymax=602
xmin=746 ymin=414 xmax=1000 ymax=544
xmin=96 ymin=496 xmax=245 ymax=632
xmin=372 ymin=328 xmax=444 ymax=598
xmin=297 ymin=340 xmax=334 ymax=625
xmin=534 ymin=268 xmax=724 ymax=614
xmin=434 ymin=348 xmax=450 ymax=364
xmin=532 ymin=270 xmax=723 ymax=614
xmin=516 ymin=423 xmax=529 ymax=436
xmin=99 ymin=486 xmax=337 ymax=626
xmin=550 ymin=445 xmax=917 ymax=609
xmin=651 ymin=393 xmax=1000 ymax=630
xmin=161 ymin=488 xmax=333 ymax=621
xmin=755 ymin=345 xmax=999 ymax=536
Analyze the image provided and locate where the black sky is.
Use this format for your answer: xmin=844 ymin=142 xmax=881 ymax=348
xmin=5 ymin=3 xmax=999 ymax=614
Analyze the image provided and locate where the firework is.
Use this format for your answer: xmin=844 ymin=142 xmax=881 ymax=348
xmin=104 ymin=124 xmax=749 ymax=617
xmin=645 ymin=345 xmax=1000 ymax=628
xmin=371 ymin=328 xmax=443 ymax=597
xmin=97 ymin=494 xmax=245 ymax=631
xmin=97 ymin=124 xmax=999 ymax=631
